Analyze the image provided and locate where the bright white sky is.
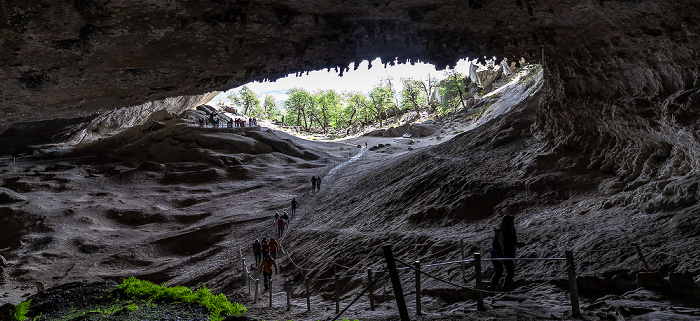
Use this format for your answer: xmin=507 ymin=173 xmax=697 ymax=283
xmin=210 ymin=57 xmax=472 ymax=107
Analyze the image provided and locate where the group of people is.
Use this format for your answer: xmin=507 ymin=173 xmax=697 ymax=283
xmin=252 ymin=236 xmax=279 ymax=291
xmin=197 ymin=114 xmax=258 ymax=128
xmin=273 ymin=211 xmax=290 ymax=238
xmin=311 ymin=175 xmax=322 ymax=192
xmin=249 ymin=198 xmax=300 ymax=292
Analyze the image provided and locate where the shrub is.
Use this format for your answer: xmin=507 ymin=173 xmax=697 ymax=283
xmin=116 ymin=277 xmax=247 ymax=321
xmin=14 ymin=299 xmax=31 ymax=321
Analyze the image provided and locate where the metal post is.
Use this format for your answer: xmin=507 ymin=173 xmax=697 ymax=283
xmin=247 ymin=272 xmax=251 ymax=295
xmin=254 ymin=278 xmax=259 ymax=304
xmin=382 ymin=244 xmax=410 ymax=321
xmin=474 ymin=252 xmax=485 ymax=311
xmin=335 ymin=273 xmax=340 ymax=314
xmin=269 ymin=278 xmax=273 ymax=307
xmin=305 ymin=277 xmax=310 ymax=311
xmin=460 ymin=239 xmax=466 ymax=282
xmin=286 ymin=279 xmax=291 ymax=311
xmin=415 ymin=260 xmax=421 ymax=315
xmin=566 ymin=250 xmax=581 ymax=317
xmin=367 ymin=268 xmax=375 ymax=310
xmin=633 ymin=243 xmax=652 ymax=272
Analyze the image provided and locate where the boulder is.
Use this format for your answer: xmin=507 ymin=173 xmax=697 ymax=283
xmin=0 ymin=187 xmax=26 ymax=203
xmin=196 ymin=104 xmax=218 ymax=114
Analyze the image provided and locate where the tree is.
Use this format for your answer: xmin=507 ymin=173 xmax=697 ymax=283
xmin=263 ymin=95 xmax=282 ymax=120
xmin=437 ymin=70 xmax=467 ymax=114
xmin=400 ymin=78 xmax=426 ymax=118
xmin=284 ymin=88 xmax=314 ymax=129
xmin=344 ymin=91 xmax=369 ymax=131
xmin=367 ymin=83 xmax=394 ymax=128
xmin=314 ymin=90 xmax=343 ymax=133
xmin=228 ymin=86 xmax=260 ymax=116
xmin=420 ymin=74 xmax=439 ymax=112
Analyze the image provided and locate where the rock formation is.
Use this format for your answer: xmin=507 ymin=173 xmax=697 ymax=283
xmin=1 ymin=0 xmax=700 ymax=318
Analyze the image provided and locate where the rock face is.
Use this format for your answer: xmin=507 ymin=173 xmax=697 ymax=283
xmin=0 ymin=92 xmax=218 ymax=155
xmin=1 ymin=1 xmax=696 ymax=132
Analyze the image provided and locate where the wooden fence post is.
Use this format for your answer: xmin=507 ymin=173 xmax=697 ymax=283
xmin=286 ymin=279 xmax=291 ymax=311
xmin=633 ymin=243 xmax=652 ymax=272
xmin=473 ymin=252 xmax=485 ymax=311
xmin=367 ymin=268 xmax=375 ymax=310
xmin=269 ymin=278 xmax=273 ymax=307
xmin=335 ymin=273 xmax=340 ymax=314
xmin=566 ymin=250 xmax=581 ymax=317
xmin=415 ymin=260 xmax=421 ymax=315
xmin=305 ymin=277 xmax=310 ymax=311
xmin=382 ymin=244 xmax=410 ymax=321
xmin=254 ymin=278 xmax=259 ymax=304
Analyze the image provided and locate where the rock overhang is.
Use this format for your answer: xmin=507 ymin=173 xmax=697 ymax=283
xmin=0 ymin=0 xmax=698 ymax=134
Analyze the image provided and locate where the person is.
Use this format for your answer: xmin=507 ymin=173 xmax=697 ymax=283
xmin=281 ymin=211 xmax=289 ymax=228
xmin=261 ymin=237 xmax=269 ymax=258
xmin=268 ymin=237 xmax=279 ymax=260
xmin=277 ymin=216 xmax=285 ymax=238
xmin=487 ymin=215 xmax=525 ymax=291
xmin=274 ymin=212 xmax=280 ymax=225
xmin=291 ymin=198 xmax=297 ymax=217
xmin=316 ymin=176 xmax=322 ymax=191
xmin=252 ymin=239 xmax=262 ymax=267
xmin=311 ymin=176 xmax=317 ymax=192
xmin=258 ymin=254 xmax=277 ymax=291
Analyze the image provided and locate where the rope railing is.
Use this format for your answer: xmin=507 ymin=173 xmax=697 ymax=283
xmin=236 ymin=166 xmax=674 ymax=319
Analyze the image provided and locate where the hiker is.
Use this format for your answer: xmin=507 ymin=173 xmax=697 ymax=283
xmin=316 ymin=176 xmax=322 ymax=191
xmin=269 ymin=237 xmax=279 ymax=260
xmin=291 ymin=198 xmax=297 ymax=217
xmin=277 ymin=216 xmax=285 ymax=238
xmin=258 ymin=254 xmax=277 ymax=291
xmin=261 ymin=237 xmax=270 ymax=258
xmin=281 ymin=211 xmax=289 ymax=228
xmin=311 ymin=176 xmax=317 ymax=192
xmin=252 ymin=239 xmax=262 ymax=267
xmin=487 ymin=215 xmax=525 ymax=291
xmin=274 ymin=212 xmax=280 ymax=225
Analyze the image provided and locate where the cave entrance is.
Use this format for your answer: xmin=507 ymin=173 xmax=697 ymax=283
xmin=206 ymin=56 xmax=521 ymax=139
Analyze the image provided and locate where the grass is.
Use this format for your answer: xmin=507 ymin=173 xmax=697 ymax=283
xmin=14 ymin=300 xmax=30 ymax=321
xmin=12 ymin=278 xmax=246 ymax=321
xmin=116 ymin=277 xmax=246 ymax=321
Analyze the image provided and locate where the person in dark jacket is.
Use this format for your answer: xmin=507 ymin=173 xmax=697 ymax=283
xmin=252 ymin=239 xmax=262 ymax=267
xmin=487 ymin=215 xmax=525 ymax=291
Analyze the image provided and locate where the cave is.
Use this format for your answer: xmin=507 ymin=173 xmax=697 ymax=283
xmin=1 ymin=0 xmax=700 ymax=320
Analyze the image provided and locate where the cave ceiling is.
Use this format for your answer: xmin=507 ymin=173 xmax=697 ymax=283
xmin=0 ymin=0 xmax=698 ymax=134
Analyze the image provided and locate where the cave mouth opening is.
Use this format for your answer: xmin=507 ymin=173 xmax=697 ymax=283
xmin=212 ymin=56 xmax=475 ymax=108
xmin=204 ymin=56 xmax=527 ymax=136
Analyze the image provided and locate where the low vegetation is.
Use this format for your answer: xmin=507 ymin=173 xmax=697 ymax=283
xmin=12 ymin=277 xmax=246 ymax=321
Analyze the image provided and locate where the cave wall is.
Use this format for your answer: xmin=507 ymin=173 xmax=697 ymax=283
xmin=2 ymin=1 xmax=688 ymax=124
xmin=1 ymin=0 xmax=699 ymax=185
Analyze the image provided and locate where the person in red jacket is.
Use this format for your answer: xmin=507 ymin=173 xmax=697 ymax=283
xmin=277 ymin=217 xmax=285 ymax=238
xmin=268 ymin=237 xmax=279 ymax=260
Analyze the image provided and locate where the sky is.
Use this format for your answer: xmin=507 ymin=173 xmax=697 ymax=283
xmin=209 ymin=57 xmax=473 ymax=107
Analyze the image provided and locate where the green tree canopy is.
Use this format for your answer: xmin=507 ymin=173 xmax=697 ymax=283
xmin=436 ymin=70 xmax=467 ymax=114
xmin=366 ymin=83 xmax=394 ymax=128
xmin=283 ymin=88 xmax=314 ymax=129
xmin=400 ymin=78 xmax=426 ymax=118
xmin=228 ymin=86 xmax=260 ymax=116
